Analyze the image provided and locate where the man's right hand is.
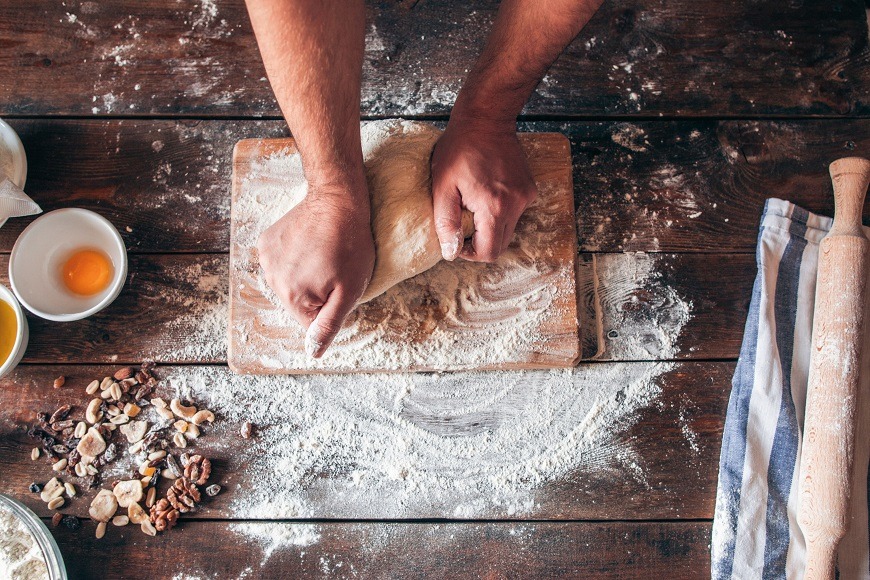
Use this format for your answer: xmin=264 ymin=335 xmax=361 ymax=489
xmin=257 ymin=182 xmax=375 ymax=358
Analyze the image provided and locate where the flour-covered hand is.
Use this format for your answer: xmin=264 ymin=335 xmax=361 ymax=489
xmin=257 ymin=183 xmax=375 ymax=358
xmin=430 ymin=117 xmax=537 ymax=263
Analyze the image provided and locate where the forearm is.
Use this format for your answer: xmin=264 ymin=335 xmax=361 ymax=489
xmin=453 ymin=0 xmax=603 ymax=124
xmin=245 ymin=0 xmax=367 ymax=200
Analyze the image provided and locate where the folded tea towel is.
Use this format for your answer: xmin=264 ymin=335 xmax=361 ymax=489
xmin=712 ymin=198 xmax=870 ymax=579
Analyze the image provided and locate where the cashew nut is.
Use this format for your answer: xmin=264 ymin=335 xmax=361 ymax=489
xmin=170 ymin=398 xmax=197 ymax=420
xmin=191 ymin=409 xmax=215 ymax=425
xmin=85 ymin=398 xmax=103 ymax=424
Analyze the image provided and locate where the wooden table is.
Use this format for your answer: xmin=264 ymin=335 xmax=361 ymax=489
xmin=0 ymin=1 xmax=868 ymax=577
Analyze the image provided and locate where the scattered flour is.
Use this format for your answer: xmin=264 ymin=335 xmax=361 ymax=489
xmin=167 ymin=356 xmax=686 ymax=560
xmin=230 ymin=523 xmax=321 ymax=565
xmin=611 ymin=123 xmax=649 ymax=153
xmin=590 ymin=253 xmax=693 ymax=360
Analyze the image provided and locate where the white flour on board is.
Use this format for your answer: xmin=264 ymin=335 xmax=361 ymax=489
xmin=231 ymin=119 xmax=576 ymax=372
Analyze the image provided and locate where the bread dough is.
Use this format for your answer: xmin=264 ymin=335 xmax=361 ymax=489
xmin=358 ymin=120 xmax=472 ymax=303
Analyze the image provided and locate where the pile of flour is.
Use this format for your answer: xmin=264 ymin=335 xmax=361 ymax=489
xmin=0 ymin=502 xmax=50 ymax=579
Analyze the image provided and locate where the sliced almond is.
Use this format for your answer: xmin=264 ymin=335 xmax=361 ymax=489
xmin=170 ymin=398 xmax=197 ymax=419
xmin=145 ymin=487 xmax=156 ymax=508
xmin=77 ymin=427 xmax=107 ymax=457
xmin=89 ymin=489 xmax=118 ymax=522
xmin=113 ymin=480 xmax=144 ymax=508
xmin=119 ymin=420 xmax=148 ymax=444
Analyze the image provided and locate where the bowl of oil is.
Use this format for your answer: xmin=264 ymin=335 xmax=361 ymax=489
xmin=9 ymin=208 xmax=127 ymax=322
xmin=0 ymin=284 xmax=27 ymax=378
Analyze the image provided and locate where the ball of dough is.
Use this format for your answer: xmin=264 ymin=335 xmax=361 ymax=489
xmin=359 ymin=120 xmax=473 ymax=303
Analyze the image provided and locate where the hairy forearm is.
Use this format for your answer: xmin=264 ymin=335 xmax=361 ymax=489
xmin=454 ymin=0 xmax=603 ymax=124
xmin=245 ymin=0 xmax=367 ymax=198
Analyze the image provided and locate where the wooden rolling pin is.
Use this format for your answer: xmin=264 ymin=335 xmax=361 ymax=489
xmin=797 ymin=157 xmax=870 ymax=580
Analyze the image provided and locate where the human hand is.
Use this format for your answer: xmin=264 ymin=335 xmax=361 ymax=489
xmin=430 ymin=117 xmax=537 ymax=262
xmin=257 ymin=182 xmax=375 ymax=358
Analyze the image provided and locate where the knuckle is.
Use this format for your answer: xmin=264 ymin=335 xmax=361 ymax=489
xmin=314 ymin=317 xmax=343 ymax=337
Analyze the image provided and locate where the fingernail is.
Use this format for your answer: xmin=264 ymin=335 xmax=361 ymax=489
xmin=440 ymin=232 xmax=463 ymax=261
xmin=304 ymin=323 xmax=325 ymax=358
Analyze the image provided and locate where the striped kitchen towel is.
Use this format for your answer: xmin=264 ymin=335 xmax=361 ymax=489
xmin=712 ymin=198 xmax=870 ymax=579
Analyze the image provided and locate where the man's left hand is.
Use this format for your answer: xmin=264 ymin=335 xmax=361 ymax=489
xmin=431 ymin=117 xmax=537 ymax=263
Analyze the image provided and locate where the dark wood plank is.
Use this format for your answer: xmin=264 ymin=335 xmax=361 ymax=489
xmin=4 ymin=119 xmax=866 ymax=254
xmin=46 ymin=520 xmax=712 ymax=580
xmin=0 ymin=251 xmax=751 ymax=364
xmin=0 ymin=362 xmax=731 ymax=520
xmin=0 ymin=0 xmax=866 ymax=117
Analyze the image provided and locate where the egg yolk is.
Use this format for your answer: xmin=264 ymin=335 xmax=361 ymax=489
xmin=61 ymin=249 xmax=113 ymax=296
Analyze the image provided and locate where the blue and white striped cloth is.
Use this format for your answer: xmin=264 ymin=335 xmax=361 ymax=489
xmin=712 ymin=198 xmax=870 ymax=579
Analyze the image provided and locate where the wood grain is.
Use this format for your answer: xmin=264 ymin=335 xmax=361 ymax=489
xmin=229 ymin=132 xmax=579 ymax=374
xmin=0 ymin=0 xmax=866 ymax=117
xmin=0 ymin=363 xmax=730 ymax=520
xmin=2 ymin=119 xmax=866 ymax=255
xmin=46 ymin=520 xmax=712 ymax=580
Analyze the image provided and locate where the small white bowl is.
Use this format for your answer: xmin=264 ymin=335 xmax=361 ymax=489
xmin=0 ymin=284 xmax=28 ymax=379
xmin=9 ymin=208 xmax=128 ymax=321
xmin=0 ymin=117 xmax=27 ymax=188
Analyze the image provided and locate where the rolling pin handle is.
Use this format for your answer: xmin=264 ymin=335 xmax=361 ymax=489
xmin=828 ymin=157 xmax=870 ymax=238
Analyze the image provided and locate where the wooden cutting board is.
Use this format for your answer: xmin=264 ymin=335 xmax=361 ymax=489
xmin=228 ymin=128 xmax=579 ymax=374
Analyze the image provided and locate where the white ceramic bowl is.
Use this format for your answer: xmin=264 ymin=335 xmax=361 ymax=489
xmin=9 ymin=208 xmax=128 ymax=321
xmin=0 ymin=284 xmax=28 ymax=379
xmin=0 ymin=117 xmax=27 ymax=188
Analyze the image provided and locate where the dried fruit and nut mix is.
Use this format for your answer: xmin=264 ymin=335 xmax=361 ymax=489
xmin=27 ymin=364 xmax=222 ymax=539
